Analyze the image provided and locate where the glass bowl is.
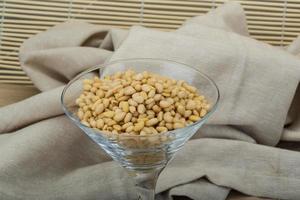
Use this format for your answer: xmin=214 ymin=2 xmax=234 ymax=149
xmin=61 ymin=58 xmax=219 ymax=200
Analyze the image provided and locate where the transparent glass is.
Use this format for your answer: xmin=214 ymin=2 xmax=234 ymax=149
xmin=61 ymin=58 xmax=219 ymax=200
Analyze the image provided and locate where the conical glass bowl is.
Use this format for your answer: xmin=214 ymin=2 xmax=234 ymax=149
xmin=61 ymin=58 xmax=219 ymax=200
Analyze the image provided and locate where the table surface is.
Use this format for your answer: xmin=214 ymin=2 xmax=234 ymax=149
xmin=0 ymin=84 xmax=39 ymax=107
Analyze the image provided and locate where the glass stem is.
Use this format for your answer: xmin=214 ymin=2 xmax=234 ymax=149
xmin=133 ymin=168 xmax=163 ymax=200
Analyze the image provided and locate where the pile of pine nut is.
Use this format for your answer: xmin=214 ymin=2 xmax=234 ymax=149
xmin=76 ymin=69 xmax=210 ymax=136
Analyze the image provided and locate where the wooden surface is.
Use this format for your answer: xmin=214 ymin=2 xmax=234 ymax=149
xmin=0 ymin=83 xmax=39 ymax=107
xmin=227 ymin=191 xmax=272 ymax=200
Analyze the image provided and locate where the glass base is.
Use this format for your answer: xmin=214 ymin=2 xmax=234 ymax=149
xmin=132 ymin=168 xmax=164 ymax=200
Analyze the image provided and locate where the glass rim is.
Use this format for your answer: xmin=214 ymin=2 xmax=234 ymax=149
xmin=61 ymin=58 xmax=220 ymax=138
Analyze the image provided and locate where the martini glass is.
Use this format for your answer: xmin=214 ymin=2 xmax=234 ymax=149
xmin=61 ymin=58 xmax=219 ymax=200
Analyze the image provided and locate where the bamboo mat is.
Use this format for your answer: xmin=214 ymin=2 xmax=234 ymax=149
xmin=1 ymin=0 xmax=300 ymax=85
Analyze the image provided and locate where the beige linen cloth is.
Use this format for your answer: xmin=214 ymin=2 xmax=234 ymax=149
xmin=1 ymin=2 xmax=300 ymax=200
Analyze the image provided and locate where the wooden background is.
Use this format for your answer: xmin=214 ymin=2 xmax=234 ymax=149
xmin=1 ymin=0 xmax=300 ymax=85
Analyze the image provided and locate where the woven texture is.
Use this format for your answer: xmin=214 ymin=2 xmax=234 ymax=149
xmin=1 ymin=0 xmax=300 ymax=84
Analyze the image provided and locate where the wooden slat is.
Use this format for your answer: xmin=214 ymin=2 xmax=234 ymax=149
xmin=0 ymin=66 xmax=22 ymax=70
xmin=0 ymin=51 xmax=19 ymax=56
xmin=2 ymin=23 xmax=50 ymax=30
xmin=248 ymin=25 xmax=300 ymax=32
xmin=0 ymin=41 xmax=22 ymax=47
xmin=0 ymin=60 xmax=20 ymax=65
xmin=249 ymin=30 xmax=298 ymax=36
xmin=5 ymin=3 xmax=141 ymax=17
xmin=0 ymin=80 xmax=32 ymax=84
xmin=28 ymin=0 xmax=141 ymax=8
xmin=0 ymin=55 xmax=19 ymax=61
xmin=3 ymin=28 xmax=41 ymax=34
xmin=3 ymin=19 xmax=66 ymax=25
xmin=0 ymin=75 xmax=29 ymax=80
xmin=2 ymin=31 xmax=33 ymax=38
xmin=1 ymin=36 xmax=26 ymax=42
xmin=115 ymin=0 xmax=300 ymax=8
xmin=0 ymin=46 xmax=21 ymax=51
xmin=2 ymin=19 xmax=131 ymax=30
xmin=0 ymin=70 xmax=26 ymax=75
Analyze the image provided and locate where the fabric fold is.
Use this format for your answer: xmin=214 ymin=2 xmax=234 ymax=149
xmin=158 ymin=139 xmax=300 ymax=200
xmin=19 ymin=21 xmax=115 ymax=91
xmin=0 ymin=86 xmax=63 ymax=133
xmin=111 ymin=25 xmax=300 ymax=146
